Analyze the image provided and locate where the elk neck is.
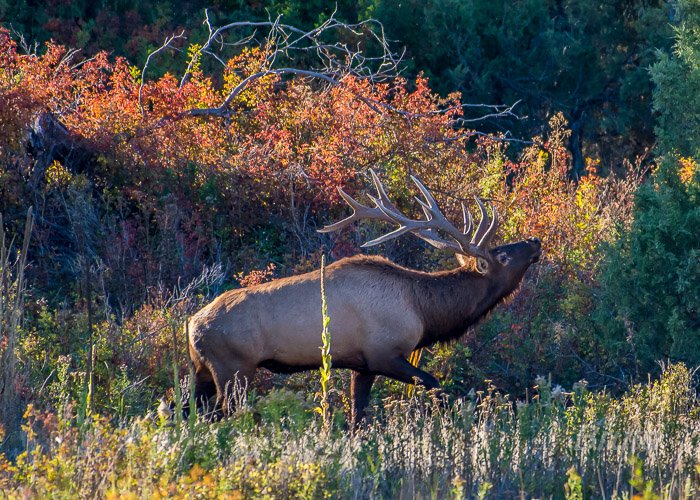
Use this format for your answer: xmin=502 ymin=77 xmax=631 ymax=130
xmin=412 ymin=266 xmax=513 ymax=348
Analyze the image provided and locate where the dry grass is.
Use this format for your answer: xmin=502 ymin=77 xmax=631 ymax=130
xmin=1 ymin=364 xmax=698 ymax=499
xmin=0 ymin=209 xmax=33 ymax=454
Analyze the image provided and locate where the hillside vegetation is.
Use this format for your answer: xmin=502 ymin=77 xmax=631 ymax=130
xmin=1 ymin=1 xmax=699 ymax=497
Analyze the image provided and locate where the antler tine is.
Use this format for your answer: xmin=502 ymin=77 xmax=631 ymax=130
xmin=366 ymin=172 xmax=493 ymax=260
xmin=368 ymin=170 xmax=416 ymax=225
xmin=478 ymin=201 xmax=498 ymax=248
xmin=470 ymin=198 xmax=488 ymax=244
xmin=319 ymin=169 xmax=415 ymax=235
xmin=362 ymin=172 xmax=457 ymax=250
xmin=409 ymin=174 xmax=484 ymax=254
xmin=317 ymin=187 xmax=388 ymax=233
xmin=319 ymin=170 xmax=496 ymax=265
xmin=361 ymin=223 xmax=413 ymax=247
xmin=362 ymin=189 xmax=431 ymax=248
xmin=369 ymin=170 xmax=396 ymax=210
xmin=461 ymin=202 xmax=473 ymax=236
xmin=470 ymin=198 xmax=499 ymax=248
xmin=420 ymin=203 xmax=432 ymax=221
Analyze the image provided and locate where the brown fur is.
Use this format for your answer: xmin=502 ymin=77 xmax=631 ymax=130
xmin=188 ymin=238 xmax=541 ymax=424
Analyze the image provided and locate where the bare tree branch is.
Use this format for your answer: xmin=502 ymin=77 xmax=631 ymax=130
xmin=450 ymin=100 xmax=524 ymax=125
xmin=139 ymin=11 xmax=522 ymax=133
xmin=139 ymin=30 xmax=186 ymax=116
xmin=8 ymin=25 xmax=39 ymax=55
xmin=436 ymin=131 xmax=535 ymax=145
xmin=53 ymin=47 xmax=81 ymax=78
xmin=174 ymin=10 xmax=404 ymax=116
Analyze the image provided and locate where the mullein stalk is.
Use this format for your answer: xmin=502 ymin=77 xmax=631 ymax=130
xmin=316 ymin=255 xmax=333 ymax=432
xmin=187 ymin=319 xmax=197 ymax=430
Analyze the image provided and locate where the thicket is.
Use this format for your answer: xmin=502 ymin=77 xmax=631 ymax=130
xmin=594 ymin=1 xmax=700 ymax=375
xmin=0 ymin=1 xmax=678 ymax=172
xmin=0 ymin=1 xmax=699 ymax=496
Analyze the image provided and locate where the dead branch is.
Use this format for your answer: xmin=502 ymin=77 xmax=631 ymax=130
xmin=139 ymin=30 xmax=186 ymax=116
xmin=174 ymin=9 xmax=404 ymax=118
xmin=138 ymin=10 xmax=522 ymax=134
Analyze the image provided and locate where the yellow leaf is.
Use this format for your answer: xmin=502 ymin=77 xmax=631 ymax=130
xmin=189 ymin=463 xmax=205 ymax=481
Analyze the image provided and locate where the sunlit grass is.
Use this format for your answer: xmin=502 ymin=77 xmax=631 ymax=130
xmin=1 ymin=364 xmax=699 ymax=498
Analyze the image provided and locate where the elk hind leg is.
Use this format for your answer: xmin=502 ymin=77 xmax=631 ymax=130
xmin=350 ymin=371 xmax=376 ymax=429
xmin=182 ymin=346 xmax=217 ymax=417
xmin=377 ymin=356 xmax=441 ymax=390
xmin=192 ymin=364 xmax=217 ymax=415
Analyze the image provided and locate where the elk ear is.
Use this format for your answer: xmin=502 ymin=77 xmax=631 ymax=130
xmin=475 ymin=257 xmax=490 ymax=274
xmin=496 ymin=252 xmax=511 ymax=266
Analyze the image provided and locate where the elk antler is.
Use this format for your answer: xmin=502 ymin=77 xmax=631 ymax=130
xmin=318 ymin=169 xmax=499 ymax=266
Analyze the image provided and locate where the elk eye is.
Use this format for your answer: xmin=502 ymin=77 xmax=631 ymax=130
xmin=496 ymin=252 xmax=511 ymax=265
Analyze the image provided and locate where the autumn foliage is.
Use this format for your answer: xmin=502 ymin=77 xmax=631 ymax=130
xmin=3 ymin=2 xmax=700 ymax=496
xmin=0 ymin=25 xmax=644 ymax=415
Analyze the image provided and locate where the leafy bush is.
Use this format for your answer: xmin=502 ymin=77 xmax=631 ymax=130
xmin=596 ymin=158 xmax=700 ymax=372
xmin=594 ymin=4 xmax=700 ymax=375
xmin=650 ymin=0 xmax=700 ymax=159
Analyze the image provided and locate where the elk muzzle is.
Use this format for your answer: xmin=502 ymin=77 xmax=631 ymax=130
xmin=527 ymin=237 xmax=542 ymax=263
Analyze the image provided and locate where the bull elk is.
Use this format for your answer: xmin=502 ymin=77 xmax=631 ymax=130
xmin=187 ymin=170 xmax=541 ymax=425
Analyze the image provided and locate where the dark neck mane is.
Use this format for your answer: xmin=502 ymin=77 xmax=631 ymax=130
xmin=411 ymin=268 xmax=508 ymax=348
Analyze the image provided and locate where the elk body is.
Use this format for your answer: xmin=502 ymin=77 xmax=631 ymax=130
xmin=188 ymin=171 xmax=541 ymax=424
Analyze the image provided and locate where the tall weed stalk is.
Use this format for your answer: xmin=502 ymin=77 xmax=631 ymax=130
xmin=315 ymin=255 xmax=333 ymax=432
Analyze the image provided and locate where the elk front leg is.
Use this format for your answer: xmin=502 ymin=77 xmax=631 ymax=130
xmin=378 ymin=356 xmax=441 ymax=390
xmin=350 ymin=371 xmax=376 ymax=428
xmin=211 ymin=361 xmax=256 ymax=419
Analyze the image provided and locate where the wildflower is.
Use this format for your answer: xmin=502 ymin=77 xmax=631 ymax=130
xmin=552 ymin=384 xmax=565 ymax=401
xmin=157 ymin=398 xmax=173 ymax=421
xmin=573 ymin=380 xmax=589 ymax=393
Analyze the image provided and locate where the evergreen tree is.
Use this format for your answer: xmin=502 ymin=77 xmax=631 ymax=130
xmin=598 ymin=0 xmax=700 ymax=372
xmin=370 ymin=0 xmax=673 ymax=175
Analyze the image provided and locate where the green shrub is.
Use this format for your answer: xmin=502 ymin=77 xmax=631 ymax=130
xmin=596 ymin=159 xmax=700 ymax=372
